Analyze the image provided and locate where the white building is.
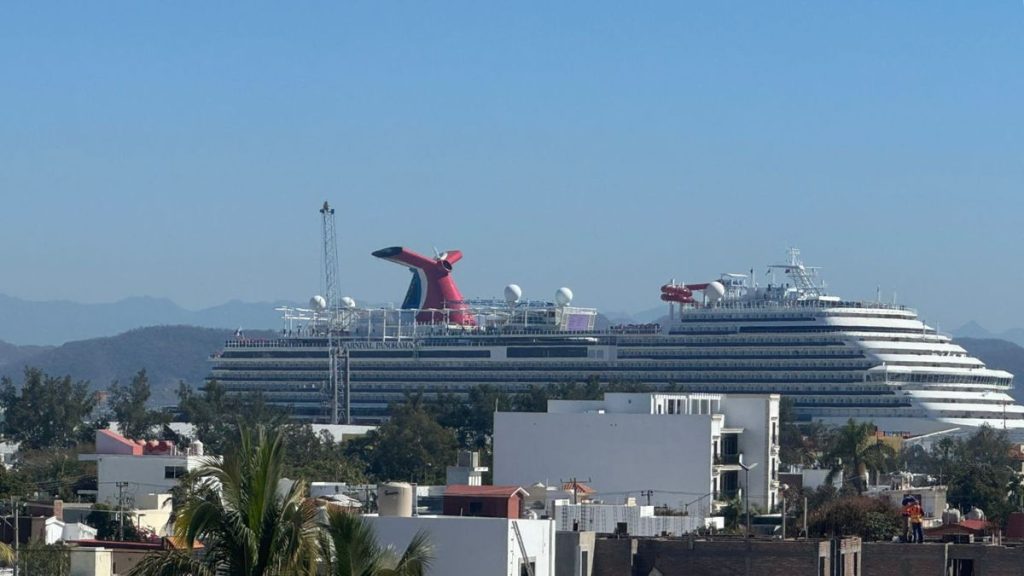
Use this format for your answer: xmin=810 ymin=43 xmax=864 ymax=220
xmin=493 ymin=393 xmax=780 ymax=515
xmin=364 ymin=515 xmax=556 ymax=576
xmin=40 ymin=517 xmax=98 ymax=544
xmin=79 ymin=429 xmax=213 ymax=505
xmin=553 ymin=501 xmax=723 ymax=537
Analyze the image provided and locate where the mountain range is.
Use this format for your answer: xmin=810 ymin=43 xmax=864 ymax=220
xmin=0 ymin=293 xmax=300 ymax=346
xmin=0 ymin=326 xmax=272 ymax=407
xmin=952 ymin=321 xmax=1024 ymax=348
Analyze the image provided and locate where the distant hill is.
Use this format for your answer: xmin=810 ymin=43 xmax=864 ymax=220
xmin=955 ymin=338 xmax=1024 ymax=403
xmin=0 ymin=293 xmax=301 ymax=346
xmin=954 ymin=322 xmax=1024 ymax=348
xmin=0 ymin=326 xmax=272 ymax=407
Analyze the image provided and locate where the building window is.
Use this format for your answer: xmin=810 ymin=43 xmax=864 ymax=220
xmin=164 ymin=466 xmax=187 ymax=479
xmin=519 ymin=560 xmax=536 ymax=576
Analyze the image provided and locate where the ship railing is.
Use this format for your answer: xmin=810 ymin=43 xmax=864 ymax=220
xmin=706 ymin=299 xmax=916 ymax=313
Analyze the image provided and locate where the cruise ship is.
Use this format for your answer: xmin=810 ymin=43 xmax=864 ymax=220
xmin=209 ymin=246 xmax=1023 ymax=436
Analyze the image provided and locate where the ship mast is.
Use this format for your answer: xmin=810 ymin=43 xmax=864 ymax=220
xmin=320 ymin=201 xmax=347 ymax=424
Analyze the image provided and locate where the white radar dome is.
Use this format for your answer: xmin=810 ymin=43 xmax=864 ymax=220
xmin=341 ymin=296 xmax=356 ymax=309
xmin=310 ymin=295 xmax=328 ymax=311
xmin=504 ymin=284 xmax=522 ymax=304
xmin=704 ymin=281 xmax=725 ymax=304
xmin=555 ymin=287 xmax=574 ymax=307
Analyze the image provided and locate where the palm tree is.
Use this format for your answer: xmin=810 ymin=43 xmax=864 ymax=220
xmin=128 ymin=426 xmax=320 ymax=576
xmin=320 ymin=507 xmax=433 ymax=576
xmin=823 ymin=419 xmax=896 ymax=493
xmin=0 ymin=542 xmax=13 ymax=565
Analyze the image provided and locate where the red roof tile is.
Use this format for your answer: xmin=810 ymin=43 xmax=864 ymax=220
xmin=444 ymin=485 xmax=527 ymax=498
xmin=959 ymin=519 xmax=991 ymax=532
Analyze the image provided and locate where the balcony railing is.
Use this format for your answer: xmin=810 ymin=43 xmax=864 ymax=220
xmin=715 ymin=453 xmax=742 ymax=466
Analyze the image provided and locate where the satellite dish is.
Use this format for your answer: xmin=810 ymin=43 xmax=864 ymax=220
xmin=555 ymin=287 xmax=574 ymax=307
xmin=504 ymin=284 xmax=522 ymax=305
xmin=310 ymin=295 xmax=328 ymax=311
xmin=341 ymin=296 xmax=356 ymax=309
xmin=704 ymin=282 xmax=725 ymax=304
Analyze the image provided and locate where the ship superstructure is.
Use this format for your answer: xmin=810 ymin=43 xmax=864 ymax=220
xmin=209 ymin=241 xmax=1021 ymax=436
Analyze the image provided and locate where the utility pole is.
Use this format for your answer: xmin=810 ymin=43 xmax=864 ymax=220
xmin=12 ymin=497 xmax=19 ymax=576
xmin=116 ymin=482 xmax=129 ymax=541
xmin=738 ymin=457 xmax=758 ymax=538
xmin=640 ymin=490 xmax=653 ymax=506
xmin=560 ymin=477 xmax=592 ymax=505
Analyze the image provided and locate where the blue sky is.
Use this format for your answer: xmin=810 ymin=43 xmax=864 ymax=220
xmin=1 ymin=2 xmax=1022 ymax=331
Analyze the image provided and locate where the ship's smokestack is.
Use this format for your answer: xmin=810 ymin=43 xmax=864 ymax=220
xmin=372 ymin=246 xmax=474 ymax=326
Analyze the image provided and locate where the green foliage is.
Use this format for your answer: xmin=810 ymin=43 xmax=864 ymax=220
xmin=279 ymin=424 xmax=367 ymax=484
xmin=128 ymin=426 xmax=320 ymax=576
xmin=176 ymin=380 xmax=289 ymax=455
xmin=348 ymin=396 xmax=457 ymax=485
xmin=0 ymin=368 xmax=98 ymax=449
xmin=895 ymin=426 xmax=1021 ymax=526
xmin=320 ymin=508 xmax=433 ymax=576
xmin=0 ymin=465 xmax=35 ymax=501
xmin=823 ymin=419 xmax=896 ymax=493
xmin=108 ymin=369 xmax=169 ymax=440
xmin=945 ymin=426 xmax=1021 ymax=525
xmin=17 ymin=446 xmax=96 ymax=501
xmin=15 ymin=540 xmax=69 ymax=575
xmin=87 ymin=503 xmax=141 ymax=541
xmin=433 ymin=385 xmax=513 ymax=450
xmin=807 ymin=495 xmax=902 ymax=541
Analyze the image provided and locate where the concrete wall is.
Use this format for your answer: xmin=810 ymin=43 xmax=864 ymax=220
xmin=862 ymin=542 xmax=1024 ymax=576
xmin=591 ymin=537 xmax=863 ymax=576
xmin=556 ymin=531 xmax=596 ymax=576
xmin=70 ymin=547 xmax=112 ymax=576
xmin=494 ymin=412 xmax=715 ymax=509
xmin=92 ymin=455 xmax=204 ymax=505
xmin=554 ymin=503 xmax=707 ymax=537
xmin=365 ymin=515 xmax=556 ymax=576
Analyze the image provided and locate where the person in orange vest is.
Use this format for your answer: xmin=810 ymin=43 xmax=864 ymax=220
xmin=905 ymin=498 xmax=925 ymax=543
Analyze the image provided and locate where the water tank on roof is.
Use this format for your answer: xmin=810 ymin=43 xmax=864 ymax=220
xmin=191 ymin=439 xmax=204 ymax=456
xmin=378 ymin=482 xmax=414 ymax=517
xmin=942 ymin=507 xmax=962 ymax=526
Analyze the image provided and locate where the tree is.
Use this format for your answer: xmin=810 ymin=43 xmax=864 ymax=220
xmin=17 ymin=446 xmax=96 ymax=501
xmin=349 ymin=397 xmax=457 ymax=485
xmin=14 ymin=540 xmax=67 ymax=575
xmin=176 ymin=381 xmax=288 ymax=455
xmin=87 ymin=503 xmax=141 ymax=541
xmin=128 ymin=426 xmax=320 ymax=576
xmin=432 ymin=385 xmax=512 ymax=450
xmin=320 ymin=507 xmax=432 ymax=576
xmin=823 ymin=420 xmax=896 ymax=493
xmin=280 ymin=424 xmax=367 ymax=484
xmin=946 ymin=426 xmax=1020 ymax=525
xmin=808 ymin=495 xmax=902 ymax=541
xmin=0 ymin=368 xmax=98 ymax=449
xmin=108 ymin=370 xmax=168 ymax=440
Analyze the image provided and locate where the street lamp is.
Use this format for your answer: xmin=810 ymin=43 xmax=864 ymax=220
xmin=739 ymin=456 xmax=759 ymax=537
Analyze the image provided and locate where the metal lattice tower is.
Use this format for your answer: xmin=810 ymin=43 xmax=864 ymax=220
xmin=320 ymin=201 xmax=339 ymax=315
